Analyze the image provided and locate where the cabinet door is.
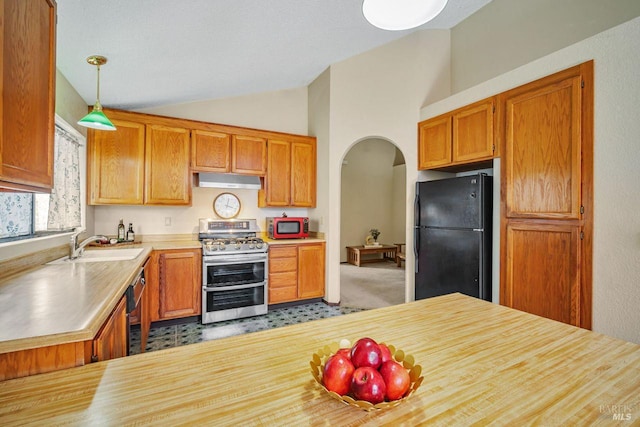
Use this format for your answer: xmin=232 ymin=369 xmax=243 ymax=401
xmin=92 ymin=295 xmax=128 ymax=362
xmin=145 ymin=124 xmax=191 ymax=205
xmin=504 ymin=76 xmax=582 ymax=220
xmin=500 ymin=61 xmax=593 ymax=329
xmin=264 ymin=139 xmax=291 ymax=206
xmin=418 ymin=115 xmax=451 ymax=170
xmin=191 ymin=130 xmax=231 ymax=173
xmin=268 ymin=245 xmax=298 ymax=303
xmin=504 ymin=222 xmax=580 ymax=326
xmin=298 ymin=243 xmax=325 ymax=299
xmin=231 ymin=135 xmax=267 ymax=175
xmin=157 ymin=249 xmax=202 ymax=320
xmin=291 ymin=140 xmax=316 ymax=207
xmin=452 ymin=99 xmax=494 ymax=163
xmin=0 ymin=0 xmax=56 ymax=192
xmin=88 ymin=119 xmax=146 ymax=205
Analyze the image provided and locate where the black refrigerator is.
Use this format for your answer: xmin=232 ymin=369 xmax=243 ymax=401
xmin=414 ymin=173 xmax=492 ymax=301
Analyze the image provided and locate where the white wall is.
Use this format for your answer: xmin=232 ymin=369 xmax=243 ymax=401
xmin=320 ymin=30 xmax=451 ymax=304
xmin=340 ymin=139 xmax=402 ymax=262
xmin=451 ymin=0 xmax=640 ymax=93
xmin=421 ymin=17 xmax=640 ymax=344
xmin=138 ymin=87 xmax=309 ymax=135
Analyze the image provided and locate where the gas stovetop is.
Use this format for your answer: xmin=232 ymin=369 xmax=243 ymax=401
xmin=198 ymin=218 xmax=267 ymax=255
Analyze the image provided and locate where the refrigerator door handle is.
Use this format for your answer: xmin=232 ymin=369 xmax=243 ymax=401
xmin=414 ymin=227 xmax=419 ymax=273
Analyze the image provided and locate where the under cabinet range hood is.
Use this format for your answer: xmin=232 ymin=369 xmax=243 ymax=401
xmin=196 ymin=173 xmax=262 ymax=190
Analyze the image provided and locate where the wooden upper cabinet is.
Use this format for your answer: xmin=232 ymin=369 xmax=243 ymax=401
xmin=191 ymin=130 xmax=231 ymax=173
xmin=231 ymin=135 xmax=267 ymax=175
xmin=88 ymin=111 xmax=191 ymax=206
xmin=145 ymin=124 xmax=191 ymax=205
xmin=418 ymin=115 xmax=451 ymax=169
xmin=452 ymin=99 xmax=494 ymax=163
xmin=260 ymin=137 xmax=316 ymax=207
xmin=0 ymin=0 xmax=56 ymax=192
xmin=88 ymin=119 xmax=146 ymax=205
xmin=264 ymin=139 xmax=291 ymax=206
xmin=418 ymin=98 xmax=495 ymax=171
xmin=504 ymin=76 xmax=582 ymax=220
xmin=290 ymin=140 xmax=316 ymax=207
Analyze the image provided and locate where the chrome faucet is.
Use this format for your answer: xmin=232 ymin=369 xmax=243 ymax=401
xmin=69 ymin=229 xmax=109 ymax=260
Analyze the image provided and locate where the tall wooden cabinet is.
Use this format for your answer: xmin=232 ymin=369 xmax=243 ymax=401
xmin=0 ymin=0 xmax=56 ymax=192
xmin=499 ymin=61 xmax=593 ymax=328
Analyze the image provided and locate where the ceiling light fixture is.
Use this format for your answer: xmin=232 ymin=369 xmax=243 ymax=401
xmin=77 ymin=55 xmax=116 ymax=131
xmin=362 ymin=0 xmax=449 ymax=31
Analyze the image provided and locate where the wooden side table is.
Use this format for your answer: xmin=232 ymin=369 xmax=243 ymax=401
xmin=346 ymin=245 xmax=397 ymax=267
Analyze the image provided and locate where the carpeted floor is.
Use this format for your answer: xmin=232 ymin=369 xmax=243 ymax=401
xmin=340 ymin=261 xmax=406 ymax=309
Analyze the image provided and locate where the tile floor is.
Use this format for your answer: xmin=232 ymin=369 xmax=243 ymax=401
xmin=130 ymin=302 xmax=366 ymax=355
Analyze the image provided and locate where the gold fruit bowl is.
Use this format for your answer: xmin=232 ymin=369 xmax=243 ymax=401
xmin=309 ymin=341 xmax=424 ymax=412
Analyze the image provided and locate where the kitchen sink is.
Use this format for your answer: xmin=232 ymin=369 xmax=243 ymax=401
xmin=48 ymin=248 xmax=145 ymax=264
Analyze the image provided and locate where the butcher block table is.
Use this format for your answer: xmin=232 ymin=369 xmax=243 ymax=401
xmin=346 ymin=244 xmax=397 ymax=266
xmin=1 ymin=293 xmax=639 ymax=426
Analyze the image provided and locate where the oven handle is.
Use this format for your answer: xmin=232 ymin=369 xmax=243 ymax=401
xmin=203 ymin=282 xmax=266 ymax=292
xmin=202 ymin=254 xmax=267 ymax=264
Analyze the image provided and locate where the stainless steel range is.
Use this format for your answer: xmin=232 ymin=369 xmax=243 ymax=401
xmin=199 ymin=218 xmax=268 ymax=324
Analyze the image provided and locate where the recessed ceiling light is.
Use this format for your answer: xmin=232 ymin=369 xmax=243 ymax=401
xmin=362 ymin=0 xmax=449 ymax=31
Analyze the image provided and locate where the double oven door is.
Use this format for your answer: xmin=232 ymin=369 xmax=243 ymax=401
xmin=202 ymin=252 xmax=268 ymax=324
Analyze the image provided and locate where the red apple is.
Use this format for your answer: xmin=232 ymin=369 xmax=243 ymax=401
xmin=336 ymin=348 xmax=351 ymax=360
xmin=379 ymin=360 xmax=411 ymax=401
xmin=379 ymin=343 xmax=392 ymax=364
xmin=350 ymin=337 xmax=382 ymax=369
xmin=322 ymin=354 xmax=354 ymax=396
xmin=350 ymin=367 xmax=386 ymax=404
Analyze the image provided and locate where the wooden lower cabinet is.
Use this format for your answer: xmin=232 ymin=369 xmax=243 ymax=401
xmin=0 ymin=293 xmax=129 ymax=381
xmin=269 ymin=242 xmax=325 ymax=304
xmin=91 ymin=295 xmax=128 ymax=362
xmin=0 ymin=342 xmax=85 ymax=382
xmin=503 ymin=221 xmax=580 ymax=325
xmin=148 ymin=248 xmax=202 ymax=322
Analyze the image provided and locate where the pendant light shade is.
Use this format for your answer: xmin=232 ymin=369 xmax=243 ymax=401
xmin=362 ymin=0 xmax=449 ymax=31
xmin=77 ymin=55 xmax=116 ymax=131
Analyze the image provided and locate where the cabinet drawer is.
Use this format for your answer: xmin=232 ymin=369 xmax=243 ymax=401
xmin=270 ymin=257 xmax=297 ymax=273
xmin=269 ymin=246 xmax=298 ymax=258
xmin=270 ymin=271 xmax=297 ymax=288
xmin=269 ymin=286 xmax=297 ymax=303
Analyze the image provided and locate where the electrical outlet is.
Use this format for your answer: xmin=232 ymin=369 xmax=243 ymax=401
xmin=165 ymin=217 xmax=171 ymax=226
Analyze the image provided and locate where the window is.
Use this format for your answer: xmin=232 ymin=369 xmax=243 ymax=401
xmin=0 ymin=117 xmax=83 ymax=243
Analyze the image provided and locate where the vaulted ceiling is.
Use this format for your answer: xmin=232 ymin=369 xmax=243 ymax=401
xmin=56 ymin=0 xmax=491 ymax=110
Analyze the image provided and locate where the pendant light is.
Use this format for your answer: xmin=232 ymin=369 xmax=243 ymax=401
xmin=362 ymin=0 xmax=449 ymax=31
xmin=77 ymin=55 xmax=116 ymax=131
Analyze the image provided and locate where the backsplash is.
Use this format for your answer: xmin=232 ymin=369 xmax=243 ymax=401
xmin=92 ymin=187 xmax=311 ymax=238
